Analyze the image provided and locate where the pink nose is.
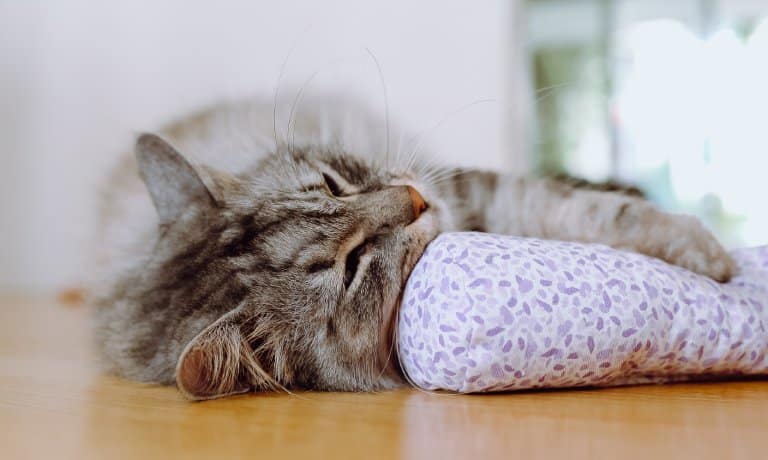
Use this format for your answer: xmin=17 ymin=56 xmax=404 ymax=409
xmin=406 ymin=185 xmax=428 ymax=219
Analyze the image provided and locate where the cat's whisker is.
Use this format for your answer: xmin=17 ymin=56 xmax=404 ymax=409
xmin=416 ymin=164 xmax=439 ymax=183
xmin=392 ymin=128 xmax=406 ymax=174
xmin=395 ymin=140 xmax=410 ymax=171
xmin=414 ymin=156 xmax=449 ymax=183
xmin=396 ymin=130 xmax=417 ymax=175
xmin=287 ymin=69 xmax=323 ymax=153
xmin=534 ymin=81 xmax=571 ymax=95
xmin=533 ymin=81 xmax=574 ymax=105
xmin=429 ymin=172 xmax=465 ymax=185
xmin=407 ymin=140 xmax=433 ymax=174
xmin=422 ymin=169 xmax=459 ymax=186
xmin=417 ymin=154 xmax=446 ymax=174
xmin=422 ymin=172 xmax=456 ymax=188
xmin=403 ymin=98 xmax=497 ymax=174
xmin=425 ymin=171 xmax=464 ymax=188
xmin=404 ymin=141 xmax=421 ymax=174
xmin=405 ymin=138 xmax=429 ymax=173
xmin=397 ymin=134 xmax=417 ymax=170
xmin=421 ymin=163 xmax=456 ymax=179
xmin=272 ymin=32 xmax=309 ymax=150
xmin=365 ymin=48 xmax=391 ymax=171
xmin=287 ymin=56 xmax=353 ymax=153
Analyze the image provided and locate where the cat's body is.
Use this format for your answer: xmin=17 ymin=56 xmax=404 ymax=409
xmin=93 ymin=94 xmax=734 ymax=399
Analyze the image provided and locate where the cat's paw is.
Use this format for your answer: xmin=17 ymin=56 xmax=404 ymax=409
xmin=663 ymin=215 xmax=736 ymax=283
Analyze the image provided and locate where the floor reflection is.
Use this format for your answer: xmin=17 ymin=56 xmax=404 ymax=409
xmin=399 ymin=384 xmax=768 ymax=459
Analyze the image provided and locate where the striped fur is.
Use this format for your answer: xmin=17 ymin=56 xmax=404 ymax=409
xmin=92 ymin=95 xmax=734 ymax=399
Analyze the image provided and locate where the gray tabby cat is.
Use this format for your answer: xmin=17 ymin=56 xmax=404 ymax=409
xmin=93 ymin=94 xmax=734 ymax=400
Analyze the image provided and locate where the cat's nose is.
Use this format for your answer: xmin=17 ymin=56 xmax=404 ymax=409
xmin=406 ymin=185 xmax=428 ymax=219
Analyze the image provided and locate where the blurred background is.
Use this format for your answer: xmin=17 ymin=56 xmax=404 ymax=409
xmin=1 ymin=0 xmax=766 ymax=295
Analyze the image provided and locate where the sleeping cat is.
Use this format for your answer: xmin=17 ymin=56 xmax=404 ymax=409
xmin=92 ymin=94 xmax=734 ymax=400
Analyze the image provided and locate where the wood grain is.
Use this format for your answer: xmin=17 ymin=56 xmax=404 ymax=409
xmin=2 ymin=295 xmax=767 ymax=459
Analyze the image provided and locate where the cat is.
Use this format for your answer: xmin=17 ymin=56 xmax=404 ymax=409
xmin=92 ymin=93 xmax=735 ymax=400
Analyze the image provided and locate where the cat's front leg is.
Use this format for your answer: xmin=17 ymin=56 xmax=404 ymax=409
xmin=480 ymin=175 xmax=736 ymax=282
xmin=607 ymin=202 xmax=735 ymax=282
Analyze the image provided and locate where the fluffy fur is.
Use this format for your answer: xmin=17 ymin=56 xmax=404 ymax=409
xmin=92 ymin=94 xmax=734 ymax=400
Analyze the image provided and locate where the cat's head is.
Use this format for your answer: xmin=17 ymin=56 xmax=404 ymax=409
xmin=134 ymin=133 xmax=445 ymax=399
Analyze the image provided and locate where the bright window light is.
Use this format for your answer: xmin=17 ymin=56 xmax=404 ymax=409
xmin=617 ymin=18 xmax=768 ymax=246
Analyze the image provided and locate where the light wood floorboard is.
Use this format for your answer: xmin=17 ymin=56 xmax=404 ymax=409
xmin=2 ymin=296 xmax=767 ymax=459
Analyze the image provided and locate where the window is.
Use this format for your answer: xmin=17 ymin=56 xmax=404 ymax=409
xmin=527 ymin=0 xmax=768 ymax=246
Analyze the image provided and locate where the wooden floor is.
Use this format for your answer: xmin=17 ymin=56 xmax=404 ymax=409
xmin=2 ymin=296 xmax=767 ymax=460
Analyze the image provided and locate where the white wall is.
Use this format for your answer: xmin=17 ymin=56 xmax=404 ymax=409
xmin=0 ymin=0 xmax=525 ymax=293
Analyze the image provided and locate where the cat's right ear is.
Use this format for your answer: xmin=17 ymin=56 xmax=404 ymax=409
xmin=176 ymin=309 xmax=274 ymax=400
xmin=135 ymin=133 xmax=216 ymax=226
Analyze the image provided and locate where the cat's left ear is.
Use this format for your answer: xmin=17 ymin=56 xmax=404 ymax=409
xmin=135 ymin=133 xmax=217 ymax=226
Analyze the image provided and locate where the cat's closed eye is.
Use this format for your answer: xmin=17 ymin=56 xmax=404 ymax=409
xmin=344 ymin=239 xmax=369 ymax=289
xmin=322 ymin=173 xmax=344 ymax=197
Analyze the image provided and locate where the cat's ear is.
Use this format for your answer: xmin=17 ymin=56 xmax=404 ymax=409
xmin=176 ymin=309 xmax=272 ymax=400
xmin=135 ymin=133 xmax=216 ymax=226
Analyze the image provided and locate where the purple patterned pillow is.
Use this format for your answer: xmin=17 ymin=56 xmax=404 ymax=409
xmin=398 ymin=232 xmax=768 ymax=392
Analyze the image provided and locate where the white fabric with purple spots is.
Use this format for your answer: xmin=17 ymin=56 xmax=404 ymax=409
xmin=398 ymin=232 xmax=768 ymax=392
